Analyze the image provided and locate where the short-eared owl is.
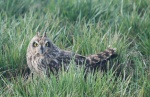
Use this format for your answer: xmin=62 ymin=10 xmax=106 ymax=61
xmin=26 ymin=32 xmax=117 ymax=76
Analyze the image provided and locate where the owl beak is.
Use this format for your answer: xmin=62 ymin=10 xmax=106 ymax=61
xmin=39 ymin=46 xmax=44 ymax=55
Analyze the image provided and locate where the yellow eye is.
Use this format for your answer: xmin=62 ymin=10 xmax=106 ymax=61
xmin=45 ymin=42 xmax=50 ymax=47
xmin=33 ymin=42 xmax=38 ymax=47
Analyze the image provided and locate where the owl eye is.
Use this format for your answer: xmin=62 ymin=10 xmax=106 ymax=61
xmin=45 ymin=42 xmax=50 ymax=47
xmin=33 ymin=42 xmax=38 ymax=47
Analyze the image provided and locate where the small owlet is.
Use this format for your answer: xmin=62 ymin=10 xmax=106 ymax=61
xmin=26 ymin=32 xmax=117 ymax=76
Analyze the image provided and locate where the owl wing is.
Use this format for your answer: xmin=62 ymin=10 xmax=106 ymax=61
xmin=85 ymin=48 xmax=117 ymax=71
xmin=46 ymin=50 xmax=87 ymax=74
xmin=47 ymin=48 xmax=117 ymax=73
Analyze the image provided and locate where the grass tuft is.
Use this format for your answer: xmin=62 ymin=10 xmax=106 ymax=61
xmin=0 ymin=0 xmax=150 ymax=96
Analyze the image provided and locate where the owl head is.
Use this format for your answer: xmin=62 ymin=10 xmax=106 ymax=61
xmin=27 ymin=32 xmax=59 ymax=56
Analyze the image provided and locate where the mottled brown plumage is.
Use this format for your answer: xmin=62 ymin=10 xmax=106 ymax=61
xmin=26 ymin=32 xmax=117 ymax=77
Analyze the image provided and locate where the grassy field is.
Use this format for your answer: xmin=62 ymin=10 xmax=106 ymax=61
xmin=0 ymin=0 xmax=150 ymax=96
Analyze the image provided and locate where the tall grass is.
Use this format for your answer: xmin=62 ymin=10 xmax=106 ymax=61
xmin=0 ymin=0 xmax=150 ymax=96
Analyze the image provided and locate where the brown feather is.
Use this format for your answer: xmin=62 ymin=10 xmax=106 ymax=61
xmin=26 ymin=34 xmax=117 ymax=77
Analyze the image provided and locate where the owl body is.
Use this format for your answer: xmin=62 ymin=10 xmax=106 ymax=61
xmin=26 ymin=33 xmax=117 ymax=76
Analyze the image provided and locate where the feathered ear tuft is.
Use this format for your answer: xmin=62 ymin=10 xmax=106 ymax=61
xmin=36 ymin=32 xmax=40 ymax=37
xmin=43 ymin=32 xmax=47 ymax=37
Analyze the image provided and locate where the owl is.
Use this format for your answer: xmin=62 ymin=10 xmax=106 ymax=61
xmin=26 ymin=32 xmax=117 ymax=77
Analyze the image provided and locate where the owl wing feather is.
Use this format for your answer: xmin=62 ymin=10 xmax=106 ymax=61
xmin=47 ymin=48 xmax=117 ymax=73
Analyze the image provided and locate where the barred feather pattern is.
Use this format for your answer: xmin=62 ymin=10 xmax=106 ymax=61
xmin=26 ymin=34 xmax=117 ymax=76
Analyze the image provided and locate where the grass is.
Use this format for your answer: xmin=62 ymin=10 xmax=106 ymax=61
xmin=0 ymin=0 xmax=150 ymax=96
